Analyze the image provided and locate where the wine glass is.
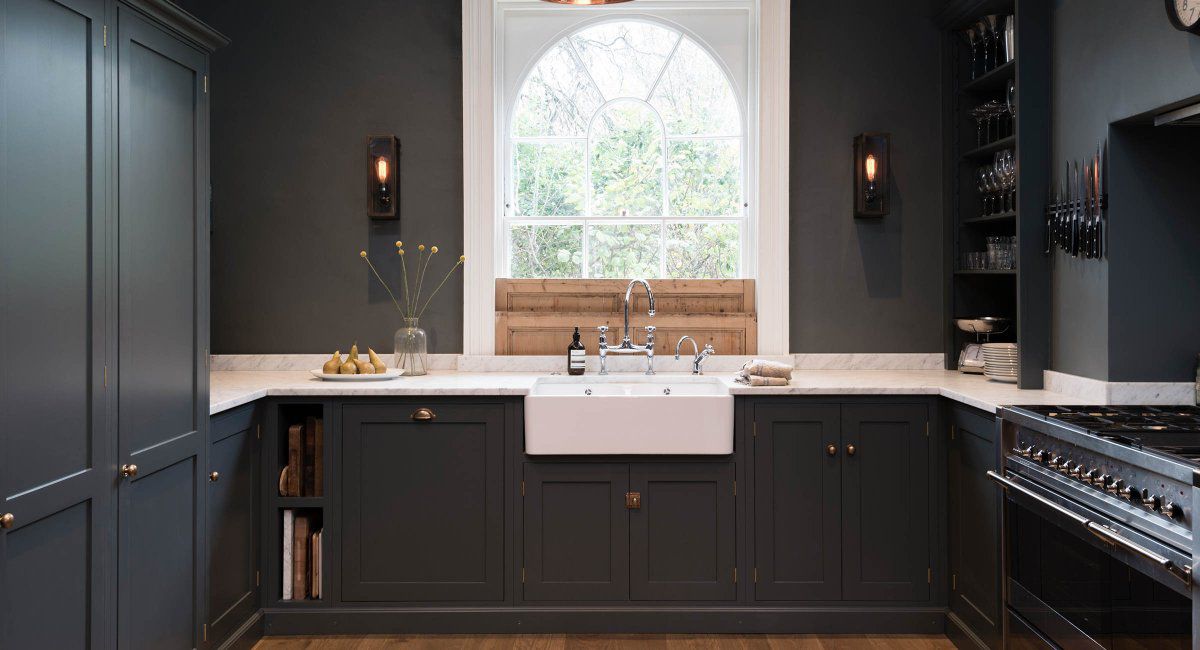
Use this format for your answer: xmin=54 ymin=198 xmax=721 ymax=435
xmin=970 ymin=105 xmax=989 ymax=146
xmin=976 ymin=168 xmax=991 ymax=215
xmin=975 ymin=19 xmax=993 ymax=75
xmin=960 ymin=27 xmax=980 ymax=79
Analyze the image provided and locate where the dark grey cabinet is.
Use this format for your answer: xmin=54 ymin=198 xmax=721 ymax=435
xmin=341 ymin=402 xmax=505 ymax=602
xmin=752 ymin=404 xmax=842 ymax=600
xmin=752 ymin=401 xmax=931 ymax=603
xmin=522 ymin=462 xmax=736 ymax=602
xmin=208 ymin=404 xmax=261 ymax=647
xmin=947 ymin=406 xmax=1002 ymax=648
xmin=841 ymin=404 xmax=930 ymax=602
xmin=0 ymin=0 xmax=109 ymax=647
xmin=522 ymin=463 xmax=630 ymax=601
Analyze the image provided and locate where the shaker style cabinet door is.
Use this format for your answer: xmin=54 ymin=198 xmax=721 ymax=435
xmin=629 ymin=463 xmax=736 ymax=601
xmin=341 ymin=402 xmax=505 ymax=602
xmin=522 ymin=463 xmax=630 ymax=601
xmin=948 ymin=406 xmax=1002 ymax=648
xmin=207 ymin=404 xmax=261 ymax=647
xmin=752 ymin=403 xmax=843 ymax=601
xmin=840 ymin=404 xmax=930 ymax=602
xmin=114 ymin=7 xmax=210 ymax=648
xmin=0 ymin=0 xmax=109 ymax=647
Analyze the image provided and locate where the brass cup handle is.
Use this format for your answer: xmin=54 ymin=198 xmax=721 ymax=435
xmin=120 ymin=464 xmax=138 ymax=478
xmin=411 ymin=408 xmax=436 ymax=422
xmin=209 ymin=471 xmax=220 ymax=482
xmin=0 ymin=513 xmax=14 ymax=529
xmin=826 ymin=444 xmax=837 ymax=456
xmin=846 ymin=444 xmax=857 ymax=457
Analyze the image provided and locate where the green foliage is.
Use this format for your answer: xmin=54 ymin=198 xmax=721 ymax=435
xmin=509 ymin=224 xmax=582 ymax=278
xmin=590 ymin=103 xmax=663 ymax=217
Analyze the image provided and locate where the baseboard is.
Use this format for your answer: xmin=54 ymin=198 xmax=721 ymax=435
xmin=945 ymin=611 xmax=991 ymax=649
xmin=261 ymin=607 xmax=947 ymax=636
xmin=218 ymin=611 xmax=264 ymax=650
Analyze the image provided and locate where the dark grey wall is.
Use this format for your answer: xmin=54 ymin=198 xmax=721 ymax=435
xmin=788 ymin=0 xmax=945 ymax=353
xmin=1050 ymin=0 xmax=1200 ymax=380
xmin=182 ymin=0 xmax=463 ymax=354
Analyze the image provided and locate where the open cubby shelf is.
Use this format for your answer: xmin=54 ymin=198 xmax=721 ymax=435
xmin=961 ymin=58 xmax=1015 ymax=95
xmin=962 ymin=136 xmax=1016 ymax=161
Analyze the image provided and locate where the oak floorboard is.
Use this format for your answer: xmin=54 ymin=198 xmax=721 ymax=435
xmin=254 ymin=635 xmax=953 ymax=650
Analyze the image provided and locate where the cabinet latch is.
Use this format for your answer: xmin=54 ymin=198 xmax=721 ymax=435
xmin=625 ymin=491 xmax=642 ymax=509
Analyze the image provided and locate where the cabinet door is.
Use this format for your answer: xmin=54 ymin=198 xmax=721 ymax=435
xmin=207 ymin=405 xmax=260 ymax=647
xmin=115 ymin=8 xmax=210 ymax=648
xmin=523 ymin=463 xmax=629 ymax=601
xmin=948 ymin=406 xmax=1001 ymax=647
xmin=341 ymin=403 xmax=504 ymax=602
xmin=630 ymin=463 xmax=735 ymax=601
xmin=841 ymin=404 xmax=930 ymax=602
xmin=0 ymin=0 xmax=108 ymax=647
xmin=752 ymin=403 xmax=842 ymax=601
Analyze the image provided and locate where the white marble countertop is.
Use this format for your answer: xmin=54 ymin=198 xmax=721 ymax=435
xmin=210 ymin=369 xmax=1079 ymax=416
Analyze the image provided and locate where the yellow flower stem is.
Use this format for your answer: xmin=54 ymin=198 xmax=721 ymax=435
xmin=399 ymin=251 xmax=413 ymax=317
xmin=360 ymin=254 xmax=405 ymax=316
xmin=413 ymin=249 xmax=434 ymax=315
xmin=416 ymin=260 xmax=464 ymax=320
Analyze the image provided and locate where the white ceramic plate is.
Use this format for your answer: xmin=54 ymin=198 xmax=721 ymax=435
xmin=310 ymin=368 xmax=405 ymax=381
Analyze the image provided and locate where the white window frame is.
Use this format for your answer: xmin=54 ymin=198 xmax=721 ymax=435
xmin=463 ymin=0 xmax=789 ymax=354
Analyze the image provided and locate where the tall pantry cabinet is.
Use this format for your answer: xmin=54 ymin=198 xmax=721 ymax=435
xmin=0 ymin=0 xmax=226 ymax=647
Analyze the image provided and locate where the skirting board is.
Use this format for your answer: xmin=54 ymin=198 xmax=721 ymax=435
xmin=261 ymin=607 xmax=947 ymax=636
xmin=218 ymin=611 xmax=263 ymax=650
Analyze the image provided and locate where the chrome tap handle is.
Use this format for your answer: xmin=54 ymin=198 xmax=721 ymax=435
xmin=644 ymin=325 xmax=656 ymax=346
xmin=597 ymin=326 xmax=610 ymax=375
xmin=597 ymin=325 xmax=609 ymax=345
xmin=644 ymin=326 xmax=656 ymax=375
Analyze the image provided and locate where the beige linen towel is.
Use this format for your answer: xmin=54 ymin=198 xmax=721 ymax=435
xmin=737 ymin=375 xmax=791 ymax=386
xmin=740 ymin=359 xmax=794 ymax=379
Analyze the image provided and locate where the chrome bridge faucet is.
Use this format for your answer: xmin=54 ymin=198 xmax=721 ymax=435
xmin=597 ymin=279 xmax=656 ymax=375
xmin=675 ymin=336 xmax=715 ymax=375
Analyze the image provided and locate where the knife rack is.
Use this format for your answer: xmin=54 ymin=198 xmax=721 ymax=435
xmin=1043 ymin=145 xmax=1108 ymax=260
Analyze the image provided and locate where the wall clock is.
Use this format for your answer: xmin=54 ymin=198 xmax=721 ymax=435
xmin=1167 ymin=0 xmax=1200 ymax=34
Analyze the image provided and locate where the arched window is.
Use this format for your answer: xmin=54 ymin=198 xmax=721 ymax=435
xmin=505 ymin=20 xmax=744 ymax=279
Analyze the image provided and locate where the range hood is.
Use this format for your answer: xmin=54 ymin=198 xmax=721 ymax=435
xmin=1154 ymin=101 xmax=1200 ymax=126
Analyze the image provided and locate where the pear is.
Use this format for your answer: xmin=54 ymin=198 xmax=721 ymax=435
xmin=339 ymin=359 xmax=358 ymax=374
xmin=354 ymin=359 xmax=373 ymax=374
xmin=322 ymin=351 xmax=342 ymax=374
xmin=348 ymin=342 xmax=359 ymax=362
xmin=368 ymin=348 xmax=386 ymax=373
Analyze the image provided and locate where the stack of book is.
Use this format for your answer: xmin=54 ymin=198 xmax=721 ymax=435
xmin=281 ymin=510 xmax=322 ymax=600
xmin=279 ymin=417 xmax=323 ymax=497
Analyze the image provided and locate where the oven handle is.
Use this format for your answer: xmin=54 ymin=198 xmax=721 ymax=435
xmin=987 ymin=470 xmax=1089 ymax=526
xmin=1085 ymin=521 xmax=1192 ymax=585
xmin=987 ymin=470 xmax=1193 ymax=587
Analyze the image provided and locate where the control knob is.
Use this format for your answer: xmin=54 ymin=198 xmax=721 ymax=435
xmin=1082 ymin=469 xmax=1100 ymax=484
xmin=1142 ymin=494 xmax=1161 ymax=511
xmin=1106 ymin=478 xmax=1125 ymax=494
xmin=1161 ymin=502 xmax=1182 ymax=520
xmin=1094 ymin=474 xmax=1112 ymax=488
xmin=1121 ymin=485 xmax=1139 ymax=501
xmin=1031 ymin=449 xmax=1047 ymax=462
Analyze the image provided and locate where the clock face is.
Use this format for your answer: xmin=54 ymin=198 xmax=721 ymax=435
xmin=1173 ymin=0 xmax=1200 ymax=29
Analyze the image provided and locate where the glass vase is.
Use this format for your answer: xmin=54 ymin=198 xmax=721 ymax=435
xmin=393 ymin=317 xmax=429 ymax=376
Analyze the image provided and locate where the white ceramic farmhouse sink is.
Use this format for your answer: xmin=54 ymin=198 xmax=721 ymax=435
xmin=524 ymin=376 xmax=733 ymax=455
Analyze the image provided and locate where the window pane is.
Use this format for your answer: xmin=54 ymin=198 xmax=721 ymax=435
xmin=513 ymin=42 xmax=604 ymax=137
xmin=649 ymin=38 xmax=741 ymax=136
xmin=509 ymin=224 xmax=583 ymax=278
xmin=666 ymin=222 xmax=739 ymax=279
xmin=588 ymin=224 xmax=660 ymax=278
xmin=570 ymin=22 xmax=679 ymax=101
xmin=668 ymin=139 xmax=740 ymax=216
xmin=591 ymin=101 xmax=664 ymax=217
xmin=514 ymin=142 xmax=585 ymax=216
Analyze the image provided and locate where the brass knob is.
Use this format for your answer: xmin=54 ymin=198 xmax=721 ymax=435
xmin=846 ymin=444 xmax=857 ymax=457
xmin=826 ymin=444 xmax=837 ymax=456
xmin=0 ymin=513 xmax=14 ymax=529
xmin=209 ymin=471 xmax=220 ymax=482
xmin=120 ymin=464 xmax=138 ymax=478
xmin=411 ymin=408 xmax=436 ymax=422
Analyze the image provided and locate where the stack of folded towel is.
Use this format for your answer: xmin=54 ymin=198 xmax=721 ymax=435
xmin=735 ymin=359 xmax=794 ymax=386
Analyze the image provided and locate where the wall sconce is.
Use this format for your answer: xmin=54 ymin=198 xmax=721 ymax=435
xmin=367 ymin=135 xmax=398 ymax=219
xmin=854 ymin=132 xmax=890 ymax=218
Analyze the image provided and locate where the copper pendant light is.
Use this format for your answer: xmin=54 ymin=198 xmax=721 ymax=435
xmin=541 ymin=0 xmax=634 ymax=4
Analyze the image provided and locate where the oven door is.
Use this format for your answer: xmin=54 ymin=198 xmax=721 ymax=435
xmin=990 ymin=470 xmax=1193 ymax=649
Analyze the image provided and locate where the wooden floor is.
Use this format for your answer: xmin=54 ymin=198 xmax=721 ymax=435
xmin=253 ymin=635 xmax=955 ymax=649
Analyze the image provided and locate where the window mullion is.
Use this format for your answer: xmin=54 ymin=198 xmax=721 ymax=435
xmin=645 ymin=33 xmax=683 ymax=102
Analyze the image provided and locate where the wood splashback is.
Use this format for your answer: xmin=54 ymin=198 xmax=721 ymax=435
xmin=494 ymin=279 xmax=757 ymax=355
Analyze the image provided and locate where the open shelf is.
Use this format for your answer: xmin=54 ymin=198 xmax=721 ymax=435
xmin=962 ymin=136 xmax=1015 ymax=161
xmin=962 ymin=211 xmax=1016 ymax=225
xmin=954 ymin=269 xmax=1016 ymax=276
xmin=961 ymin=59 xmax=1015 ymax=95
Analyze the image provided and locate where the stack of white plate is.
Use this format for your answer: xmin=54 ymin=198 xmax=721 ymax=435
xmin=981 ymin=343 xmax=1018 ymax=383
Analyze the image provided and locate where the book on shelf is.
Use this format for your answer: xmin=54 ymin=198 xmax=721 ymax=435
xmin=281 ymin=509 xmax=323 ymax=601
xmin=281 ymin=509 xmax=294 ymax=600
xmin=280 ymin=418 xmax=324 ymax=497
xmin=285 ymin=424 xmax=302 ymax=496
xmin=293 ymin=514 xmax=309 ymax=598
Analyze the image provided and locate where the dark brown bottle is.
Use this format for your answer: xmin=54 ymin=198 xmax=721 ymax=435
xmin=567 ymin=326 xmax=586 ymax=376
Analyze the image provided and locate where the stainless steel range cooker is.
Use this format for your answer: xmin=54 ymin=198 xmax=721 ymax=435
xmin=995 ymin=405 xmax=1200 ymax=648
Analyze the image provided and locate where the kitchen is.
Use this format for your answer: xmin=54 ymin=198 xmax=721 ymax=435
xmin=3 ymin=0 xmax=1200 ymax=649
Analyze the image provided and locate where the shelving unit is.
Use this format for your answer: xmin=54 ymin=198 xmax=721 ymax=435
xmin=940 ymin=0 xmax=1050 ymax=388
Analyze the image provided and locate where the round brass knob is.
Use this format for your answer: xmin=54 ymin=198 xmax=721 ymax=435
xmin=0 ymin=513 xmax=14 ymax=529
xmin=826 ymin=444 xmax=837 ymax=456
xmin=846 ymin=444 xmax=857 ymax=456
xmin=209 ymin=471 xmax=220 ymax=482
xmin=120 ymin=464 xmax=138 ymax=478
xmin=411 ymin=408 xmax=436 ymax=422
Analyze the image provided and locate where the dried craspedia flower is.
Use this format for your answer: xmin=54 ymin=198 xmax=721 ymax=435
xmin=430 ymin=246 xmax=439 ymax=254
xmin=398 ymin=248 xmax=405 ymax=256
xmin=395 ymin=240 xmax=403 ymax=248
xmin=459 ymin=255 xmax=466 ymax=262
xmin=359 ymin=250 xmax=367 ymax=258
xmin=418 ymin=244 xmax=426 ymax=252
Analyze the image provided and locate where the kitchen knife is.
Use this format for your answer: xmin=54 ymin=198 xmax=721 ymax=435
xmin=1071 ymin=161 xmax=1079 ymax=257
xmin=1045 ymin=181 xmax=1055 ymax=254
xmin=1097 ymin=145 xmax=1105 ymax=259
xmin=1094 ymin=145 xmax=1103 ymax=259
xmin=1083 ymin=161 xmax=1093 ymax=259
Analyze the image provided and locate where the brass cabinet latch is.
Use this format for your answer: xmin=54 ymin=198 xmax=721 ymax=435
xmin=625 ymin=491 xmax=642 ymax=509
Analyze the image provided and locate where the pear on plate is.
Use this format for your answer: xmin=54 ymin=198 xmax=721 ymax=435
xmin=348 ymin=342 xmax=359 ymax=362
xmin=368 ymin=348 xmax=386 ymax=373
xmin=354 ymin=359 xmax=373 ymax=374
xmin=339 ymin=359 xmax=358 ymax=374
xmin=322 ymin=351 xmax=342 ymax=374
